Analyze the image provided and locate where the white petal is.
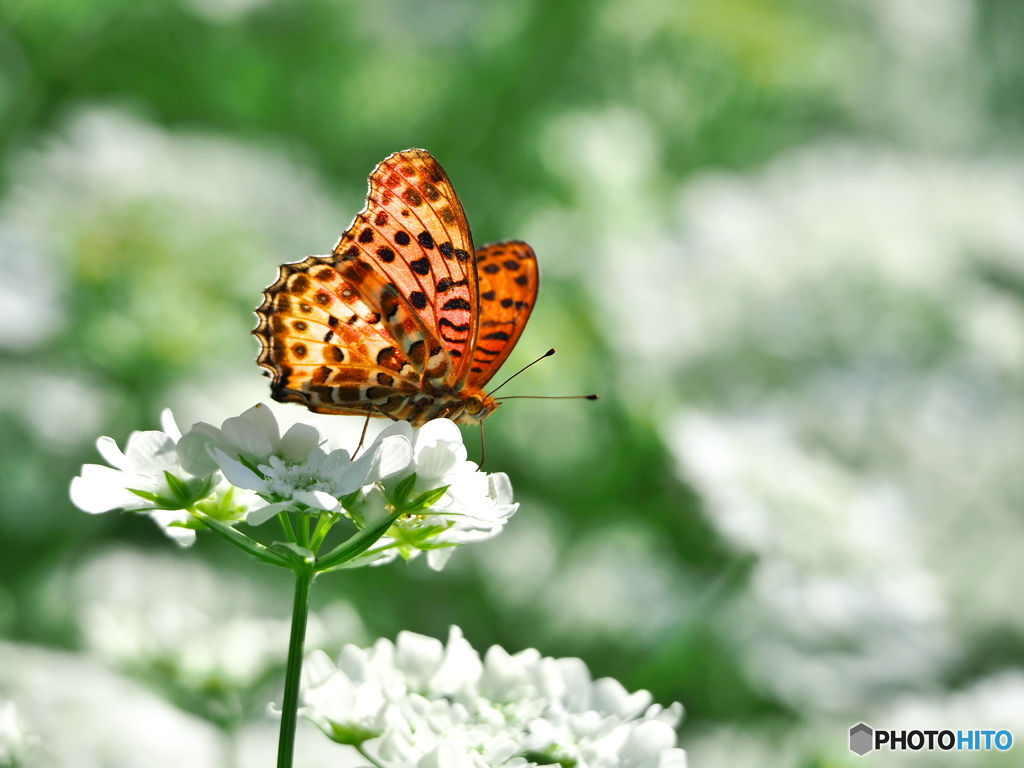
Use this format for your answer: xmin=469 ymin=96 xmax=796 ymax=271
xmin=303 ymin=649 xmax=337 ymax=688
xmin=336 ymin=644 xmax=374 ymax=683
xmin=430 ymin=626 xmax=482 ymax=694
xmin=426 ymin=548 xmax=455 ymax=571
xmin=242 ymin=403 xmax=281 ymax=444
xmin=487 ymin=473 xmax=514 ymax=505
xmin=95 ymin=435 xmax=129 ymax=470
xmin=479 ymin=645 xmax=527 ymax=702
xmin=414 ymin=418 xmax=462 ymax=449
xmin=280 ymin=422 xmax=321 ymax=462
xmin=160 ymin=408 xmax=183 ymax=441
xmin=176 ymin=431 xmax=220 ymax=476
xmin=124 ymin=431 xmax=180 ymax=474
xmin=592 ymin=677 xmax=652 ymax=719
xmin=305 ymin=670 xmax=358 ymax=723
xmin=346 ymin=435 xmax=412 ymax=489
xmin=374 ymin=420 xmax=414 ymax=444
xmin=295 ymin=490 xmax=340 ymax=511
xmin=221 ymin=406 xmax=278 ymax=459
xmin=187 ymin=421 xmax=223 ymax=441
xmin=209 ymin=446 xmax=267 ymax=491
xmin=652 ymin=702 xmax=684 ymax=728
xmin=246 ymin=500 xmax=292 ymax=526
xmin=414 ymin=442 xmax=462 ymax=486
xmin=418 ymin=743 xmax=474 ymax=768
xmin=658 ymin=748 xmax=688 ymax=768
xmin=70 ymin=465 xmax=151 ymax=513
xmin=148 ymin=509 xmax=197 ymax=547
xmin=619 ymin=721 xmax=680 ymax=767
xmin=374 ymin=435 xmax=414 ymax=480
xmin=395 ymin=631 xmax=445 ymax=692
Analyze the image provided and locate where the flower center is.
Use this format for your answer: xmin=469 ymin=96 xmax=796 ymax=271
xmin=263 ymin=464 xmax=332 ymax=496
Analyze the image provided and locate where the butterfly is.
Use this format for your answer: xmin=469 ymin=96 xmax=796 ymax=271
xmin=254 ymin=149 xmax=539 ymax=426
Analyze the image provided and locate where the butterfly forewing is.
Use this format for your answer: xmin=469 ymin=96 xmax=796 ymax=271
xmin=255 ymin=149 xmax=538 ymax=425
xmin=332 ymin=150 xmax=479 ymax=388
xmin=468 ymin=241 xmax=540 ymax=389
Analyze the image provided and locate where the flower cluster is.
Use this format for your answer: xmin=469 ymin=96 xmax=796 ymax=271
xmin=70 ymin=405 xmax=517 ymax=570
xmin=0 ymin=701 xmax=35 ymax=768
xmin=300 ymin=626 xmax=686 ymax=768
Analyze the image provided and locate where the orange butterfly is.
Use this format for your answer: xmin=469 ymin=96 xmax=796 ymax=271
xmin=254 ymin=149 xmax=538 ymax=426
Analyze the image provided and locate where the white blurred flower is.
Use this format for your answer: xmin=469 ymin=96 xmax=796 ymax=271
xmin=0 ymin=701 xmax=34 ymax=768
xmin=182 ymin=404 xmax=413 ymax=525
xmin=0 ymin=642 xmax=225 ymax=767
xmin=74 ymin=548 xmax=367 ymax=728
xmin=668 ymin=411 xmax=949 ymax=714
xmin=69 ymin=410 xmax=218 ymax=546
xmin=347 ymin=420 xmax=519 ymax=570
xmin=300 ymin=626 xmax=686 ymax=768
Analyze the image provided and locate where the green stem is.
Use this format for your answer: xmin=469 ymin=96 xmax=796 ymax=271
xmin=356 ymin=743 xmax=386 ymax=768
xmin=277 ymin=565 xmax=314 ymax=768
xmin=278 ymin=511 xmax=296 ymax=542
xmin=310 ymin=512 xmax=339 ymax=551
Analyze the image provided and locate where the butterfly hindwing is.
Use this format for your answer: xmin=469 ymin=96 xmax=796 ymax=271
xmin=254 ymin=255 xmax=424 ymax=416
xmin=467 ymin=240 xmax=539 ymax=389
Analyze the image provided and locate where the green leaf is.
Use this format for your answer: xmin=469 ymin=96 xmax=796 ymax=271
xmin=238 ymin=454 xmax=266 ymax=479
xmin=163 ymin=471 xmax=193 ymax=505
xmin=405 ymin=485 xmax=450 ymax=513
xmin=315 ymin=510 xmax=403 ymax=572
xmin=270 ymin=541 xmax=315 ymax=568
xmin=391 ymin=473 xmax=417 ymax=508
xmin=127 ymin=487 xmax=177 ymax=508
xmin=190 ymin=509 xmax=293 ymax=569
xmin=327 ymin=721 xmax=381 ymax=746
xmin=340 ymin=490 xmax=361 ymax=512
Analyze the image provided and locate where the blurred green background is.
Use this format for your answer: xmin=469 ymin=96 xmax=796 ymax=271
xmin=3 ymin=0 xmax=1024 ymax=765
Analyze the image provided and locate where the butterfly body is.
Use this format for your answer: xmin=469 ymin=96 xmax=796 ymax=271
xmin=254 ymin=149 xmax=538 ymax=426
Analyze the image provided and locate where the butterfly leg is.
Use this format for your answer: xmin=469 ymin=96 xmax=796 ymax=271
xmin=354 ymin=408 xmax=373 ymax=457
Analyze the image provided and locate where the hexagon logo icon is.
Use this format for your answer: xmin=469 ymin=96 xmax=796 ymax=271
xmin=850 ymin=723 xmax=874 ymax=756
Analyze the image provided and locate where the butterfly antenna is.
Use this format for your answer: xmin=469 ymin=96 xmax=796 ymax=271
xmin=494 ymin=394 xmax=599 ymax=401
xmin=487 ymin=348 xmax=557 ymax=398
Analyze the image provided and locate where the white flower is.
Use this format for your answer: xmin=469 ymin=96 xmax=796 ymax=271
xmin=177 ymin=403 xmax=321 ymax=476
xmin=349 ymin=420 xmax=519 ymax=570
xmin=0 ymin=701 xmax=34 ymax=768
xmin=300 ymin=627 xmax=686 ymax=768
xmin=70 ymin=410 xmax=215 ymax=546
xmin=186 ymin=406 xmax=414 ymax=526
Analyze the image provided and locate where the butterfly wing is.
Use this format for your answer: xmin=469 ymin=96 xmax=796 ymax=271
xmin=333 ymin=149 xmax=480 ymax=389
xmin=255 ymin=149 xmax=480 ymax=417
xmin=254 ymin=255 xmax=424 ymax=416
xmin=466 ymin=240 xmax=539 ymax=389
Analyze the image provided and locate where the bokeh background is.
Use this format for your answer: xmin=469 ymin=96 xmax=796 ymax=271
xmin=2 ymin=0 xmax=1024 ymax=765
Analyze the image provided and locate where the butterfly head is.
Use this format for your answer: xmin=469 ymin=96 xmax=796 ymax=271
xmin=459 ymin=392 xmax=501 ymax=425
